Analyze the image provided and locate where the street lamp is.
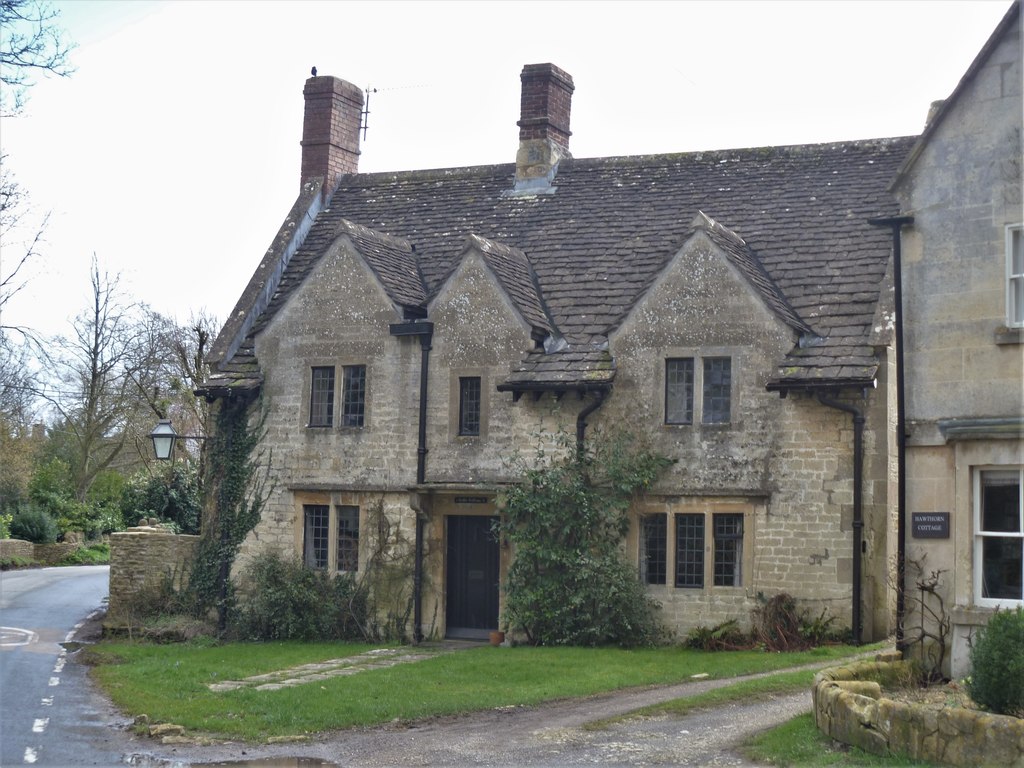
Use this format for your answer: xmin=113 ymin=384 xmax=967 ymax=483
xmin=150 ymin=419 xmax=205 ymax=460
xmin=150 ymin=419 xmax=177 ymax=460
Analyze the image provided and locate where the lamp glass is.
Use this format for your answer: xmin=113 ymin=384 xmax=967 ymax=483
xmin=151 ymin=419 xmax=177 ymax=460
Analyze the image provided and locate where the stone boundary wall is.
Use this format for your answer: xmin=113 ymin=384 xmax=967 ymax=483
xmin=0 ymin=539 xmax=34 ymax=560
xmin=107 ymin=527 xmax=200 ymax=627
xmin=0 ymin=539 xmax=85 ymax=565
xmin=813 ymin=656 xmax=1024 ymax=767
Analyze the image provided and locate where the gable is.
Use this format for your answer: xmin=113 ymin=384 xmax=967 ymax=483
xmin=428 ymin=248 xmax=538 ymax=367
xmin=611 ymin=222 xmax=798 ymax=354
xmin=260 ymin=231 xmax=403 ymax=347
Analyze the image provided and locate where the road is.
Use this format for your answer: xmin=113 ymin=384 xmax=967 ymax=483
xmin=0 ymin=565 xmax=130 ymax=767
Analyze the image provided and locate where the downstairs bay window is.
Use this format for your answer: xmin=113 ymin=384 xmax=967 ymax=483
xmin=974 ymin=468 xmax=1023 ymax=604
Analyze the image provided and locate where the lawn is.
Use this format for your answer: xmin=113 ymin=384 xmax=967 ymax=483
xmin=87 ymin=639 xmax=881 ymax=742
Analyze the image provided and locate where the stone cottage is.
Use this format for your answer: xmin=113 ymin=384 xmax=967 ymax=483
xmin=892 ymin=1 xmax=1023 ymax=678
xmin=200 ymin=56 xmax=917 ymax=643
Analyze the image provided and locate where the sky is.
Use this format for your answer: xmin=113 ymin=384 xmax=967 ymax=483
xmin=0 ymin=0 xmax=1014 ymax=341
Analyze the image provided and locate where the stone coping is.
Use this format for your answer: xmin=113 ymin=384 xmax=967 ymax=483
xmin=813 ymin=655 xmax=1024 ymax=767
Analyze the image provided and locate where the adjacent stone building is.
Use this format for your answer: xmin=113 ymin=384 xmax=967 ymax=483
xmin=892 ymin=2 xmax=1023 ymax=678
xmin=199 ymin=9 xmax=1019 ymax=645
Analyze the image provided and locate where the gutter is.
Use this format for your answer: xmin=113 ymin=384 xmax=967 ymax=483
xmin=868 ymin=215 xmax=913 ymax=652
xmin=389 ymin=319 xmax=434 ymax=644
xmin=816 ymin=392 xmax=866 ymax=646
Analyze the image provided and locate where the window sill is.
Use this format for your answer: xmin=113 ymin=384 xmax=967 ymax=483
xmin=995 ymin=326 xmax=1024 ymax=345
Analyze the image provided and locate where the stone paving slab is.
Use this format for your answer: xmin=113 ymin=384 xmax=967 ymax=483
xmin=208 ymin=645 xmax=453 ymax=693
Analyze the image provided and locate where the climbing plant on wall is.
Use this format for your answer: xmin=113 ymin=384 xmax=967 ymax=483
xmin=498 ymin=426 xmax=673 ymax=647
xmin=186 ymin=396 xmax=272 ymax=626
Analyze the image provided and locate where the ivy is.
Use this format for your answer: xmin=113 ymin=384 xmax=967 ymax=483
xmin=185 ymin=396 xmax=272 ymax=625
xmin=498 ymin=427 xmax=673 ymax=647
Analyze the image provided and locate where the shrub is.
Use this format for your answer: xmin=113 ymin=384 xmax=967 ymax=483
xmin=966 ymin=607 xmax=1024 ymax=717
xmin=499 ymin=427 xmax=672 ymax=647
xmin=232 ymin=551 xmax=368 ymax=641
xmin=685 ymin=619 xmax=751 ymax=650
xmin=10 ymin=505 xmax=59 ymax=544
xmin=59 ymin=542 xmax=110 ymax=565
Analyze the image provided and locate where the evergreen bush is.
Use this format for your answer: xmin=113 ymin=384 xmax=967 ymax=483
xmin=966 ymin=607 xmax=1024 ymax=717
xmin=10 ymin=505 xmax=58 ymax=544
xmin=232 ymin=551 xmax=368 ymax=641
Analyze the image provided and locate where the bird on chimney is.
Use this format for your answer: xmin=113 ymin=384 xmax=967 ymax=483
xmin=311 ymin=66 xmax=317 ymax=77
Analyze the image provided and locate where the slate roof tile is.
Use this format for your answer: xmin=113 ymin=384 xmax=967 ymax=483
xmin=215 ymin=137 xmax=914 ymax=392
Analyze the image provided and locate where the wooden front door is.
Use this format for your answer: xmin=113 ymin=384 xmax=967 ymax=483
xmin=446 ymin=515 xmax=499 ymax=639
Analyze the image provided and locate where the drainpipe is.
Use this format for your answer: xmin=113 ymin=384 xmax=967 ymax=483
xmin=816 ymin=392 xmax=865 ymax=646
xmin=389 ymin=320 xmax=434 ymax=644
xmin=575 ymin=388 xmax=608 ymax=457
xmin=869 ymin=215 xmax=913 ymax=652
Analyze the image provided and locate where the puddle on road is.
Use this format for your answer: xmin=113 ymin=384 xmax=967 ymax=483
xmin=193 ymin=760 xmax=337 ymax=768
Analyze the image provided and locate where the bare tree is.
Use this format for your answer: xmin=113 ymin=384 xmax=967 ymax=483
xmin=1 ymin=0 xmax=75 ymax=116
xmin=0 ymin=160 xmax=49 ymax=336
xmin=41 ymin=258 xmax=149 ymax=501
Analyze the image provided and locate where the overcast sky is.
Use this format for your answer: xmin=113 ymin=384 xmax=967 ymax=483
xmin=0 ymin=0 xmax=1013 ymax=340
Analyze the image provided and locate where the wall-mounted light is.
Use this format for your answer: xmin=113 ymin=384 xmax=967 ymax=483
xmin=150 ymin=419 xmax=205 ymax=460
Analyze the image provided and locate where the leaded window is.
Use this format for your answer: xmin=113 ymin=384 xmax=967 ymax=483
xmin=309 ymin=367 xmax=335 ymax=427
xmin=675 ymin=513 xmax=705 ymax=588
xmin=342 ymin=365 xmax=366 ymax=427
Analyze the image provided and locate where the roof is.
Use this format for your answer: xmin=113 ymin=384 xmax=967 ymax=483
xmin=206 ymin=137 xmax=914 ymax=395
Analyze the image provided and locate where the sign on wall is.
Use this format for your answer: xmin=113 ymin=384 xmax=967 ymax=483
xmin=911 ymin=512 xmax=950 ymax=539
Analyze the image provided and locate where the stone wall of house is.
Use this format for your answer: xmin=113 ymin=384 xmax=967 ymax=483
xmin=240 ymin=214 xmax=897 ymax=641
xmin=895 ymin=11 xmax=1022 ymax=678
xmin=106 ymin=527 xmax=199 ymax=627
xmin=606 ymin=234 xmax=895 ymax=639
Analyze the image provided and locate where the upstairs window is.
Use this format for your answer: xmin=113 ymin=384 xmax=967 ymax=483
xmin=309 ymin=367 xmax=335 ymax=427
xmin=665 ymin=355 xmax=733 ymax=425
xmin=1008 ymin=225 xmax=1023 ymax=328
xmin=702 ymin=358 xmax=732 ymax=424
xmin=342 ymin=365 xmax=366 ymax=427
xmin=458 ymin=377 xmax=482 ymax=436
xmin=975 ymin=468 xmax=1023 ymax=604
xmin=665 ymin=358 xmax=694 ymax=424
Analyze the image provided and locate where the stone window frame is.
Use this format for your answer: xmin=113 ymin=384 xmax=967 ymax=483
xmin=973 ymin=465 xmax=1023 ymax=607
xmin=1006 ymin=224 xmax=1023 ymax=329
xmin=449 ymin=368 xmax=489 ymax=440
xmin=303 ymin=361 xmax=370 ymax=431
xmin=298 ymin=494 xmax=363 ymax=575
xmin=662 ymin=348 xmax=739 ymax=428
xmin=341 ymin=364 xmax=367 ymax=428
xmin=307 ymin=365 xmax=335 ymax=428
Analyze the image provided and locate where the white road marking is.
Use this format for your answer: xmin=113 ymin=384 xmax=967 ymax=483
xmin=0 ymin=627 xmax=38 ymax=647
xmin=31 ymin=718 xmax=48 ymax=734
xmin=48 ymin=677 xmax=59 ymax=687
xmin=40 ymin=697 xmax=53 ymax=707
xmin=23 ymin=746 xmax=37 ymax=763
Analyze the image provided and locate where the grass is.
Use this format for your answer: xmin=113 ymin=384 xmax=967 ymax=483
xmin=742 ymin=713 xmax=938 ymax=766
xmin=59 ymin=542 xmax=110 ymax=565
xmin=87 ymin=639 xmax=882 ymax=742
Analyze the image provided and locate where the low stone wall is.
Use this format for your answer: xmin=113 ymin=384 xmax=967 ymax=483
xmin=813 ymin=656 xmax=1024 ymax=767
xmin=0 ymin=538 xmax=83 ymax=564
xmin=107 ymin=527 xmax=200 ymax=627
xmin=0 ymin=538 xmax=34 ymax=561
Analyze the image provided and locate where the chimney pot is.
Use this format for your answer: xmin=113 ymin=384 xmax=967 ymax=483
xmin=301 ymin=75 xmax=364 ymax=200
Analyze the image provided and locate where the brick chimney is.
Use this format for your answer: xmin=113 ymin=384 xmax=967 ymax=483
xmin=301 ymin=75 xmax=364 ymax=199
xmin=513 ymin=63 xmax=574 ymax=193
